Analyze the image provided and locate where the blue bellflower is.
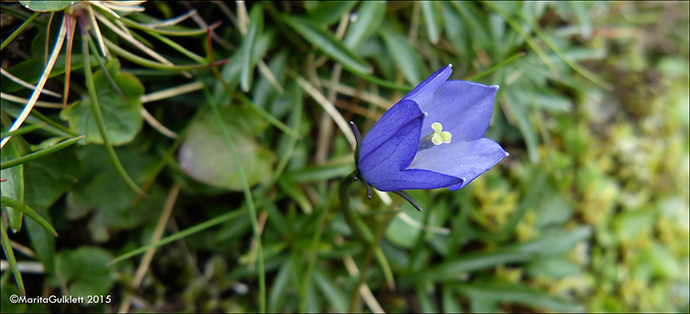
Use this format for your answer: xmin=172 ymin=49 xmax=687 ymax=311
xmin=351 ymin=64 xmax=508 ymax=204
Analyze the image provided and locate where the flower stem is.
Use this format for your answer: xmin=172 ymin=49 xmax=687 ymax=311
xmin=298 ymin=177 xmax=344 ymax=313
xmin=348 ymin=211 xmax=396 ymax=312
xmin=340 ymin=173 xmax=370 ymax=244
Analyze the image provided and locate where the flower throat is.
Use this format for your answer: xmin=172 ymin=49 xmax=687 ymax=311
xmin=418 ymin=122 xmax=452 ymax=151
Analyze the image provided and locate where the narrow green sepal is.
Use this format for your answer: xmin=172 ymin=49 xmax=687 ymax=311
xmin=392 ymin=190 xmax=423 ymax=211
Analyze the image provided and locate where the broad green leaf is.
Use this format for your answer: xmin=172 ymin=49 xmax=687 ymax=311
xmin=379 ymin=27 xmax=424 ymax=85
xmin=19 ymin=0 xmax=74 ymax=12
xmin=178 ymin=106 xmax=275 ymax=191
xmin=65 ymin=144 xmax=163 ymax=242
xmin=23 ymin=144 xmax=82 ymax=210
xmin=420 ymin=1 xmax=441 ymax=44
xmin=61 ymin=60 xmax=144 ymax=146
xmin=343 ymin=1 xmax=387 ymax=50
xmin=1 ymin=139 xmax=24 ymax=232
xmin=55 ymin=247 xmax=115 ymax=298
xmin=281 ymin=14 xmax=372 ymax=74
xmin=240 ymin=5 xmax=264 ymax=92
xmin=307 ymin=1 xmax=358 ymax=26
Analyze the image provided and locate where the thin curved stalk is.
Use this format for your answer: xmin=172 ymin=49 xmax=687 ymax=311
xmin=348 ymin=211 xmax=396 ymax=312
xmin=1 ymin=196 xmax=58 ymax=236
xmin=0 ymin=124 xmax=44 ymax=139
xmin=0 ymin=11 xmax=39 ymax=50
xmin=103 ymin=37 xmax=227 ymax=71
xmin=1 ymin=136 xmax=84 ymax=170
xmin=109 ymin=208 xmax=246 ymax=265
xmin=465 ymin=51 xmax=527 ymax=81
xmin=82 ymin=33 xmax=142 ymax=195
xmin=299 ymin=177 xmax=350 ymax=313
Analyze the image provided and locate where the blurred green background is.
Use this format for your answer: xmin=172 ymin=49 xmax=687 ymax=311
xmin=1 ymin=1 xmax=688 ymax=312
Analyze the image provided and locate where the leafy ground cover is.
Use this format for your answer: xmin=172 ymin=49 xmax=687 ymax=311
xmin=1 ymin=1 xmax=688 ymax=312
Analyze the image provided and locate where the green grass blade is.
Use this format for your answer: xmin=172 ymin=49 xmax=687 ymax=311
xmin=379 ymin=27 xmax=423 ymax=85
xmin=349 ymin=71 xmax=413 ymax=91
xmin=307 ymin=1 xmax=358 ymax=26
xmin=343 ymin=1 xmax=387 ymax=50
xmin=530 ymin=24 xmax=614 ymax=90
xmin=229 ymin=89 xmax=302 ymax=139
xmin=0 ymin=123 xmax=44 ymax=139
xmin=103 ymin=37 xmax=225 ymax=71
xmin=268 ymin=257 xmax=293 ymax=312
xmin=0 ymin=218 xmax=25 ymax=296
xmin=202 ymin=85 xmax=266 ymax=313
xmin=1 ymin=196 xmax=57 ymax=236
xmin=1 ymin=11 xmax=39 ymax=51
xmin=465 ymin=51 xmax=526 ymax=81
xmin=420 ymin=1 xmax=441 ymax=44
xmin=109 ymin=208 xmax=246 ymax=265
xmin=1 ymin=136 xmax=84 ymax=170
xmin=146 ymin=28 xmax=206 ymax=64
xmin=1 ymin=104 xmax=77 ymax=138
xmin=120 ymin=16 xmax=215 ymax=37
xmin=281 ymin=14 xmax=372 ymax=74
xmin=485 ymin=2 xmax=561 ymax=79
xmin=240 ymin=5 xmax=264 ymax=92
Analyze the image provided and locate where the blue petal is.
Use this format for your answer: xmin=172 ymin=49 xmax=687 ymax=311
xmin=404 ymin=64 xmax=453 ymax=104
xmin=358 ymin=99 xmax=463 ymax=191
xmin=358 ymin=99 xmax=423 ymax=164
xmin=418 ymin=81 xmax=498 ymax=141
xmin=361 ymin=168 xmax=462 ymax=192
xmin=409 ymin=138 xmax=509 ymax=190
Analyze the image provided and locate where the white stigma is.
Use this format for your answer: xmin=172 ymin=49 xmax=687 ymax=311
xmin=418 ymin=122 xmax=452 ymax=151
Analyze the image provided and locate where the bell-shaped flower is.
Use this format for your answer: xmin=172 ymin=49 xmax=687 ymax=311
xmin=354 ymin=64 xmax=508 ymax=194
